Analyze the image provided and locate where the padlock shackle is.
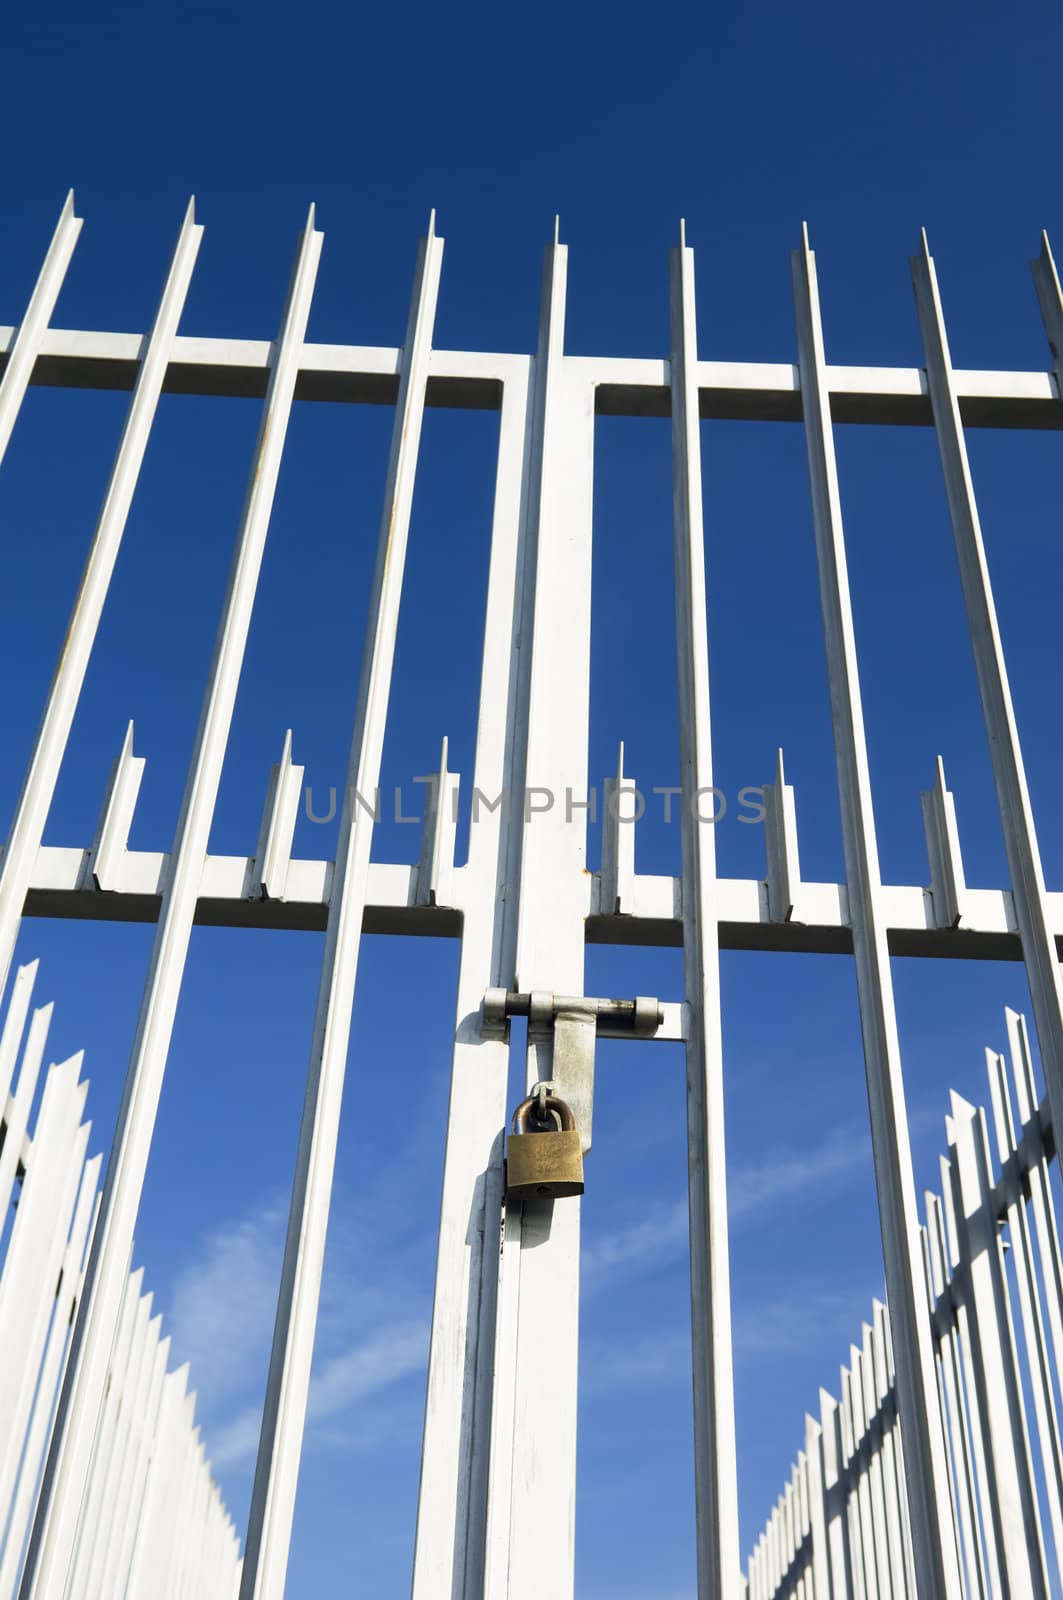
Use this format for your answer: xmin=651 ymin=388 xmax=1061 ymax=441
xmin=511 ymin=1090 xmax=577 ymax=1136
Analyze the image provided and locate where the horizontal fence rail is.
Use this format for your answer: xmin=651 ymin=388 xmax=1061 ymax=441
xmin=2 ymin=196 xmax=1063 ymax=1597
xmin=0 ymin=960 xmax=240 ymax=1599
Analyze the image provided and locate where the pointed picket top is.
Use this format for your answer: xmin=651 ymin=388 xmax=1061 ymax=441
xmin=0 ymin=184 xmax=84 ymax=475
xmin=921 ymin=755 xmax=966 ymax=929
xmin=1005 ymin=1006 xmax=1039 ymax=1126
xmin=553 ymin=212 xmax=561 ymax=246
xmin=679 ymin=217 xmax=687 ymax=249
xmin=54 ymin=1048 xmax=87 ymax=1093
xmin=764 ymin=746 xmax=800 ymax=922
xmin=949 ymin=1087 xmax=976 ymax=1121
xmin=918 ymin=225 xmax=933 ymax=262
xmin=985 ymin=1046 xmax=1014 ymax=1166
xmin=0 ymin=958 xmax=40 ymax=1105
xmin=1032 ymin=231 xmax=1063 ymax=392
xmin=427 ymin=207 xmax=437 ymax=240
xmin=253 ymin=729 xmax=304 ymax=901
xmin=1036 ymin=230 xmax=1063 ymax=326
xmin=89 ymin=720 xmax=146 ymax=892
xmin=416 ymin=735 xmax=458 ymax=908
xmin=601 ymin=740 xmax=636 ymax=916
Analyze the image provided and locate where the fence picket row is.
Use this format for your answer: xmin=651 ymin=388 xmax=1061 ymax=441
xmin=746 ymin=1009 xmax=1063 ymax=1597
xmin=0 ymin=963 xmax=240 ymax=1600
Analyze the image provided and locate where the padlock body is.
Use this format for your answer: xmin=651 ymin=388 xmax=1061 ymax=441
xmin=506 ymin=1128 xmax=584 ymax=1199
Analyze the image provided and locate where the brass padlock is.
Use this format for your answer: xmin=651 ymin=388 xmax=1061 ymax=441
xmin=505 ymin=1089 xmax=585 ymax=1200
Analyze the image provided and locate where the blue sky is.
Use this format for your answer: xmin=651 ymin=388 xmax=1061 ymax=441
xmin=3 ymin=0 xmax=1063 ymax=1593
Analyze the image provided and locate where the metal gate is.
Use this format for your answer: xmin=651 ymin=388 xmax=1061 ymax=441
xmin=3 ymin=194 xmax=1063 ymax=1598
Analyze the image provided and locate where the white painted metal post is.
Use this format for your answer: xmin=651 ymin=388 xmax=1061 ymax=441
xmin=913 ymin=236 xmax=1063 ymax=1154
xmin=871 ymin=1301 xmax=910 ymax=1600
xmin=986 ymin=1048 xmax=1063 ymax=1586
xmin=947 ymin=1094 xmax=1049 ymax=1595
xmin=668 ymin=222 xmax=741 ymax=1600
xmin=923 ymin=1200 xmax=989 ymax=1600
xmin=411 ymin=356 xmax=530 ymax=1600
xmin=792 ymin=227 xmax=962 ymax=1600
xmin=0 ymin=200 xmax=201 ymax=1007
xmin=239 ymin=217 xmax=442 ymax=1600
xmin=0 ymin=1160 xmax=98 ymax=1600
xmin=0 ymin=1057 xmax=89 ymax=1520
xmin=0 ymin=193 xmax=82 ymax=468
xmin=804 ymin=1414 xmax=831 ymax=1600
xmin=485 ymin=227 xmax=594 ymax=1600
xmin=21 ymin=209 xmax=321 ymax=1600
xmin=1005 ymin=1009 xmax=1063 ymax=1390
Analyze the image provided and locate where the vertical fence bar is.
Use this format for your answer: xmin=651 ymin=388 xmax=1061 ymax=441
xmin=858 ymin=1324 xmax=893 ymax=1596
xmin=0 ymin=192 xmax=82 ymax=468
xmin=1005 ymin=1009 xmax=1063 ymax=1393
xmin=837 ymin=1370 xmax=866 ymax=1600
xmin=668 ymin=220 xmax=741 ymax=1600
xmin=792 ymin=225 xmax=962 ymax=1598
xmin=870 ymin=1301 xmax=910 ymax=1599
xmin=66 ymin=1271 xmax=144 ymax=1594
xmin=805 ymin=1412 xmax=832 ymax=1599
xmin=123 ymin=1363 xmax=190 ymax=1598
xmin=411 ymin=354 xmax=530 ymax=1600
xmin=21 ymin=208 xmax=321 ymax=1600
xmin=937 ymin=1159 xmax=1001 ymax=1595
xmin=948 ymin=1095 xmax=1049 ymax=1595
xmin=928 ymin=1203 xmax=992 ymax=1600
xmin=0 ymin=961 xmax=38 ymax=1121
xmin=0 ymin=1057 xmax=88 ymax=1521
xmin=0 ymin=1002 xmax=52 ymax=1228
xmin=487 ymin=223 xmax=594 ymax=1600
xmin=986 ymin=1048 xmax=1063 ymax=1583
xmin=0 ymin=1159 xmax=98 ymax=1600
xmin=912 ymin=236 xmax=1063 ymax=1158
xmin=0 ymin=200 xmax=202 ymax=1007
xmin=239 ymin=218 xmax=442 ymax=1600
xmin=845 ymin=1356 xmax=878 ymax=1600
xmin=99 ymin=1320 xmax=167 ymax=1600
xmin=821 ymin=1387 xmax=853 ymax=1597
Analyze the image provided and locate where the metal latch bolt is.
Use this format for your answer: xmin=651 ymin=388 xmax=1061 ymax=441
xmin=484 ymin=988 xmax=664 ymax=1158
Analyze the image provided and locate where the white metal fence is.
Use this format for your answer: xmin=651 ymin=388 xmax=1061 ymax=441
xmin=0 ymin=959 xmax=241 ymax=1598
xmin=4 ymin=192 xmax=1063 ymax=1596
xmin=745 ymin=1006 xmax=1063 ymax=1599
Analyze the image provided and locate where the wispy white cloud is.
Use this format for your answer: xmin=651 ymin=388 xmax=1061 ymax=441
xmin=582 ymin=1117 xmax=878 ymax=1296
xmin=172 ymin=1106 xmax=907 ymax=1484
xmin=732 ymin=1285 xmax=878 ymax=1359
xmin=581 ymin=1326 xmax=690 ymax=1392
xmin=580 ymin=1283 xmax=879 ymax=1399
xmin=167 ymin=1194 xmax=430 ymax=1475
xmin=727 ymin=1121 xmax=869 ymax=1222
xmin=209 ymin=1319 xmax=428 ymax=1468
xmin=581 ymin=1198 xmax=688 ymax=1292
xmin=167 ymin=1199 xmax=287 ymax=1406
